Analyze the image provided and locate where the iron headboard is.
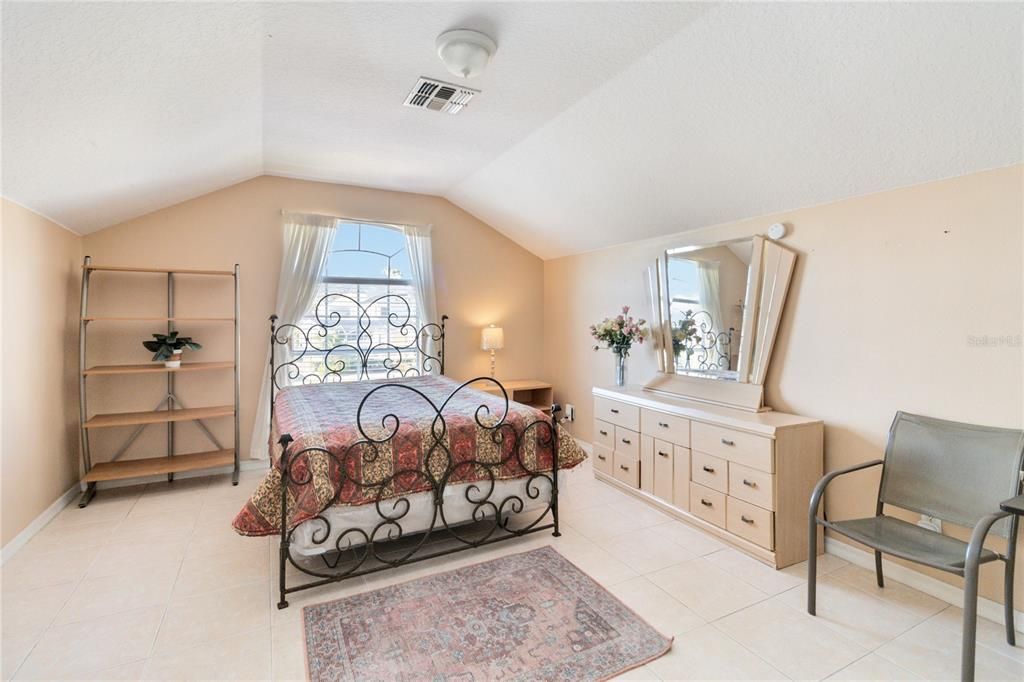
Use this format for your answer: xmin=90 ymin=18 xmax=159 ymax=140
xmin=269 ymin=292 xmax=447 ymax=400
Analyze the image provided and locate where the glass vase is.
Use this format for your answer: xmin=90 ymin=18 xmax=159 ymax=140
xmin=613 ymin=346 xmax=629 ymax=387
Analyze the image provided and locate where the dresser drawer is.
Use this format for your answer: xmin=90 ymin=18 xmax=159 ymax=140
xmin=728 ymin=462 xmax=775 ymax=510
xmin=593 ymin=419 xmax=615 ymax=449
xmin=673 ymin=447 xmax=691 ymax=510
xmin=691 ymin=451 xmax=728 ymax=493
xmin=692 ymin=422 xmax=774 ymax=473
xmin=594 ymin=397 xmax=640 ymax=431
xmin=652 ymin=438 xmax=674 ymax=501
xmin=593 ymin=443 xmax=613 ymax=476
xmin=613 ymin=449 xmax=639 ymax=488
xmin=727 ymin=497 xmax=775 ymax=550
xmin=614 ymin=425 xmax=640 ymax=459
xmin=641 ymin=409 xmax=690 ymax=447
xmin=690 ymin=482 xmax=726 ymax=528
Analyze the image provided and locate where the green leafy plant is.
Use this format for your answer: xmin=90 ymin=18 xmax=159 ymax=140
xmin=142 ymin=331 xmax=201 ymax=362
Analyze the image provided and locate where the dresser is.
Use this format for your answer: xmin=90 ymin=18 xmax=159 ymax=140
xmin=592 ymin=385 xmax=823 ymax=569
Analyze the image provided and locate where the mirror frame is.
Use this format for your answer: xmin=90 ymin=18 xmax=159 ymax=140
xmin=644 ymin=235 xmax=797 ymax=412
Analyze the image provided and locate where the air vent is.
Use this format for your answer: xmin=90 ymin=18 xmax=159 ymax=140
xmin=403 ymin=77 xmax=479 ymax=115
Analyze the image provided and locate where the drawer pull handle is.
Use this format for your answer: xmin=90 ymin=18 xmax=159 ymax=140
xmin=619 ymin=465 xmax=630 ymax=471
xmin=599 ymin=430 xmax=608 ymax=436
xmin=741 ymin=515 xmax=755 ymax=524
xmin=702 ymin=465 xmax=715 ymax=473
xmin=621 ymin=438 xmax=632 ymax=445
xmin=610 ymin=408 xmax=620 ymax=414
xmin=721 ymin=438 xmax=735 ymax=446
xmin=658 ymin=421 xmax=669 ymax=428
xmin=658 ymin=451 xmax=670 ymax=458
xmin=597 ymin=454 xmax=607 ymax=461
xmin=742 ymin=479 xmax=756 ymax=488
xmin=700 ymin=498 xmax=713 ymax=507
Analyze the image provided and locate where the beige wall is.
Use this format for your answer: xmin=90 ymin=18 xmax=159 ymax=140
xmin=1 ymin=199 xmax=82 ymax=546
xmin=80 ymin=175 xmax=545 ymax=465
xmin=544 ymin=165 xmax=1024 ymax=607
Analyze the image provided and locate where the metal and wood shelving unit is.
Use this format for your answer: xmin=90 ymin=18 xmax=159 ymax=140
xmin=77 ymin=257 xmax=240 ymax=507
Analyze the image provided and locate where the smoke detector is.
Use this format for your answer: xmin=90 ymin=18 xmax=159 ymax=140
xmin=435 ymin=29 xmax=497 ymax=79
xmin=403 ymin=77 xmax=479 ymax=115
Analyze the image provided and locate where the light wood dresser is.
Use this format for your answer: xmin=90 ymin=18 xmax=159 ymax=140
xmin=591 ymin=385 xmax=823 ymax=569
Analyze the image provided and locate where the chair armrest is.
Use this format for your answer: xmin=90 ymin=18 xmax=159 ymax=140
xmin=808 ymin=459 xmax=884 ymax=522
xmin=966 ymin=511 xmax=1011 ymax=567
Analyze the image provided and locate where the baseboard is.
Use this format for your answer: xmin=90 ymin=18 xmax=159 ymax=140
xmin=0 ymin=458 xmax=266 ymax=565
xmin=0 ymin=483 xmax=79 ymax=565
xmin=824 ymin=537 xmax=1024 ymax=634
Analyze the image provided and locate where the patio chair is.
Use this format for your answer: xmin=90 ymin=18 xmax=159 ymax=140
xmin=807 ymin=411 xmax=1024 ymax=681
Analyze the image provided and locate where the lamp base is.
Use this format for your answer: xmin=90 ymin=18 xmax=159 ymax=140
xmin=489 ymin=350 xmax=496 ymax=378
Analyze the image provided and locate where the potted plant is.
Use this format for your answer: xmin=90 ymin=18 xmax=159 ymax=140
xmin=143 ymin=331 xmax=201 ymax=368
xmin=590 ymin=306 xmax=648 ymax=386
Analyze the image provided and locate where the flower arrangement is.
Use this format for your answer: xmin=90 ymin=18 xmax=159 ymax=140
xmin=590 ymin=306 xmax=648 ymax=357
xmin=671 ymin=311 xmax=702 ymax=358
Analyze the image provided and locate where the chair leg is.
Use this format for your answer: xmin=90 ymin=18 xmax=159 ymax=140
xmin=875 ymin=550 xmax=885 ymax=588
xmin=962 ymin=560 xmax=980 ymax=682
xmin=807 ymin=517 xmax=818 ymax=615
xmin=1006 ymin=559 xmax=1017 ymax=646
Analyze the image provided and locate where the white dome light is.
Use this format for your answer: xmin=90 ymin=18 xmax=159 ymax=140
xmin=435 ymin=29 xmax=497 ymax=80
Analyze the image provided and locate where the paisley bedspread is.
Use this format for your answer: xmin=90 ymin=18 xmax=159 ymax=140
xmin=232 ymin=375 xmax=586 ymax=536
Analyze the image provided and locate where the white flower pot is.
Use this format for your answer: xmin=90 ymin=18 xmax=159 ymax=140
xmin=164 ymin=350 xmax=183 ymax=369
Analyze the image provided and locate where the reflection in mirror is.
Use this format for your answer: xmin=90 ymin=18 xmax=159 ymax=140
xmin=665 ymin=240 xmax=752 ymax=380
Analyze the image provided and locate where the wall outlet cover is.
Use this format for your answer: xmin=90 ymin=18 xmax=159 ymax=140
xmin=565 ymin=404 xmax=575 ymax=421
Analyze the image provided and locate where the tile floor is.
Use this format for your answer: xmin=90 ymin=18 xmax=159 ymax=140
xmin=2 ymin=459 xmax=1023 ymax=680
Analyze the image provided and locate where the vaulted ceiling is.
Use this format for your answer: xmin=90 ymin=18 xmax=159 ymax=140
xmin=3 ymin=2 xmax=1021 ymax=258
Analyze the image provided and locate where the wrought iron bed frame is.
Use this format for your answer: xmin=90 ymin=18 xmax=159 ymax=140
xmin=268 ymin=292 xmax=562 ymax=609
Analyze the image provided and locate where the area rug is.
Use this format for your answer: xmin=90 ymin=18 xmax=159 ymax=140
xmin=302 ymin=546 xmax=673 ymax=681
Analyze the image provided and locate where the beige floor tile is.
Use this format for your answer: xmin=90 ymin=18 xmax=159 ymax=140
xmin=646 ymin=625 xmax=786 ymax=681
xmin=648 ymin=520 xmax=728 ymax=556
xmin=154 ymin=582 xmax=269 ymax=655
xmin=606 ymin=577 xmax=706 ymax=637
xmin=1 ymin=582 xmax=77 ymax=638
xmin=705 ymin=547 xmax=805 ymax=595
xmin=828 ymin=564 xmax=947 ymax=621
xmin=715 ymin=597 xmax=868 ymax=680
xmin=145 ymin=627 xmax=272 ymax=680
xmin=184 ymin=516 xmax=259 ymax=558
xmin=875 ymin=608 xmax=1024 ymax=680
xmin=611 ymin=663 xmax=662 ymax=680
xmin=272 ymin=618 xmax=307 ymax=681
xmin=597 ymin=526 xmax=697 ymax=574
xmin=1 ymin=546 xmax=101 ymax=592
xmin=562 ymin=498 xmax=672 ymax=541
xmin=53 ymin=565 xmax=179 ymax=626
xmin=76 ymin=659 xmax=149 ymax=681
xmin=647 ymin=558 xmax=767 ymax=621
xmin=115 ymin=510 xmax=198 ymax=545
xmin=24 ymin=519 xmax=119 ymax=555
xmin=172 ymin=539 xmax=268 ymax=597
xmin=270 ymin=575 xmax=371 ymax=626
xmin=2 ymin=633 xmax=37 ymax=680
xmin=552 ymin=538 xmax=640 ymax=586
xmin=828 ymin=652 xmax=921 ymax=680
xmin=83 ymin=538 xmax=188 ymax=579
xmin=918 ymin=606 xmax=1023 ymax=664
xmin=779 ymin=575 xmax=928 ymax=649
xmin=47 ymin=490 xmax=140 ymax=528
xmin=15 ymin=606 xmax=162 ymax=680
xmin=780 ymin=551 xmax=850 ymax=580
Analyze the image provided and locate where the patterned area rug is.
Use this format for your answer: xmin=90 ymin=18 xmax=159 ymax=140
xmin=303 ymin=546 xmax=673 ymax=681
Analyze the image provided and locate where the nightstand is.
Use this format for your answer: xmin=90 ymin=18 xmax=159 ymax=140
xmin=473 ymin=379 xmax=554 ymax=414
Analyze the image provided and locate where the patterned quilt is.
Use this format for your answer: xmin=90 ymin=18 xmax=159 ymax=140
xmin=232 ymin=375 xmax=586 ymax=536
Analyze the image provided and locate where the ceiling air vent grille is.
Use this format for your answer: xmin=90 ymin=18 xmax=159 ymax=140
xmin=403 ymin=77 xmax=479 ymax=115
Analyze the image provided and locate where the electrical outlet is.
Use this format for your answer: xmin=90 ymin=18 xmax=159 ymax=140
xmin=917 ymin=514 xmax=942 ymax=533
xmin=565 ymin=404 xmax=575 ymax=422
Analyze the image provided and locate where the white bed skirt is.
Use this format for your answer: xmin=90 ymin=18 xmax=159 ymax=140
xmin=291 ymin=470 xmax=571 ymax=556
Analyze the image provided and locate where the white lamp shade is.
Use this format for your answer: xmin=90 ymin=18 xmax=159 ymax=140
xmin=481 ymin=325 xmax=504 ymax=351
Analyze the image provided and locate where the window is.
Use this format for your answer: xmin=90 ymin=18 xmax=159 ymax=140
xmin=667 ymin=256 xmax=701 ymax=321
xmin=293 ymin=222 xmax=422 ymax=381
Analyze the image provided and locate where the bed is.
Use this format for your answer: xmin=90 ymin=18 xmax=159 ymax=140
xmin=232 ymin=293 xmax=586 ymax=608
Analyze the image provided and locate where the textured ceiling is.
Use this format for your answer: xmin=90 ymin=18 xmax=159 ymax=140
xmin=3 ymin=2 xmax=1021 ymax=257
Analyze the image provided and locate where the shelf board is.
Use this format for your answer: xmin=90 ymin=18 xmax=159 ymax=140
xmin=83 ymin=361 xmax=235 ymax=376
xmin=83 ymin=405 xmax=235 ymax=429
xmin=85 ymin=265 xmax=235 ymax=276
xmin=82 ymin=316 xmax=235 ymax=322
xmin=82 ymin=449 xmax=235 ymax=482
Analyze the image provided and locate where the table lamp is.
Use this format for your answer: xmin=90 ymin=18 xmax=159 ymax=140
xmin=481 ymin=325 xmax=504 ymax=378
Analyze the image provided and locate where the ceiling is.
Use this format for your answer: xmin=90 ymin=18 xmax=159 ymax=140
xmin=3 ymin=2 xmax=1021 ymax=258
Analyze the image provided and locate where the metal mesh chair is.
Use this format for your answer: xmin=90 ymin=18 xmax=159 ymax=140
xmin=807 ymin=411 xmax=1024 ymax=681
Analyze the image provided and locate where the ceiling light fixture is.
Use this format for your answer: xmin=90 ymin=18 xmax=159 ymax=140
xmin=435 ymin=29 xmax=497 ymax=80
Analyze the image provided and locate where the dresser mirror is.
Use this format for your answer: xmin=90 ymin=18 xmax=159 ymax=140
xmin=645 ymin=235 xmax=797 ymax=411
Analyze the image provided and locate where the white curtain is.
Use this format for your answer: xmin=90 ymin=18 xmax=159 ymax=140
xmin=250 ymin=212 xmax=339 ymax=459
xmin=696 ymin=260 xmax=724 ymax=342
xmin=403 ymin=224 xmax=440 ymax=374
